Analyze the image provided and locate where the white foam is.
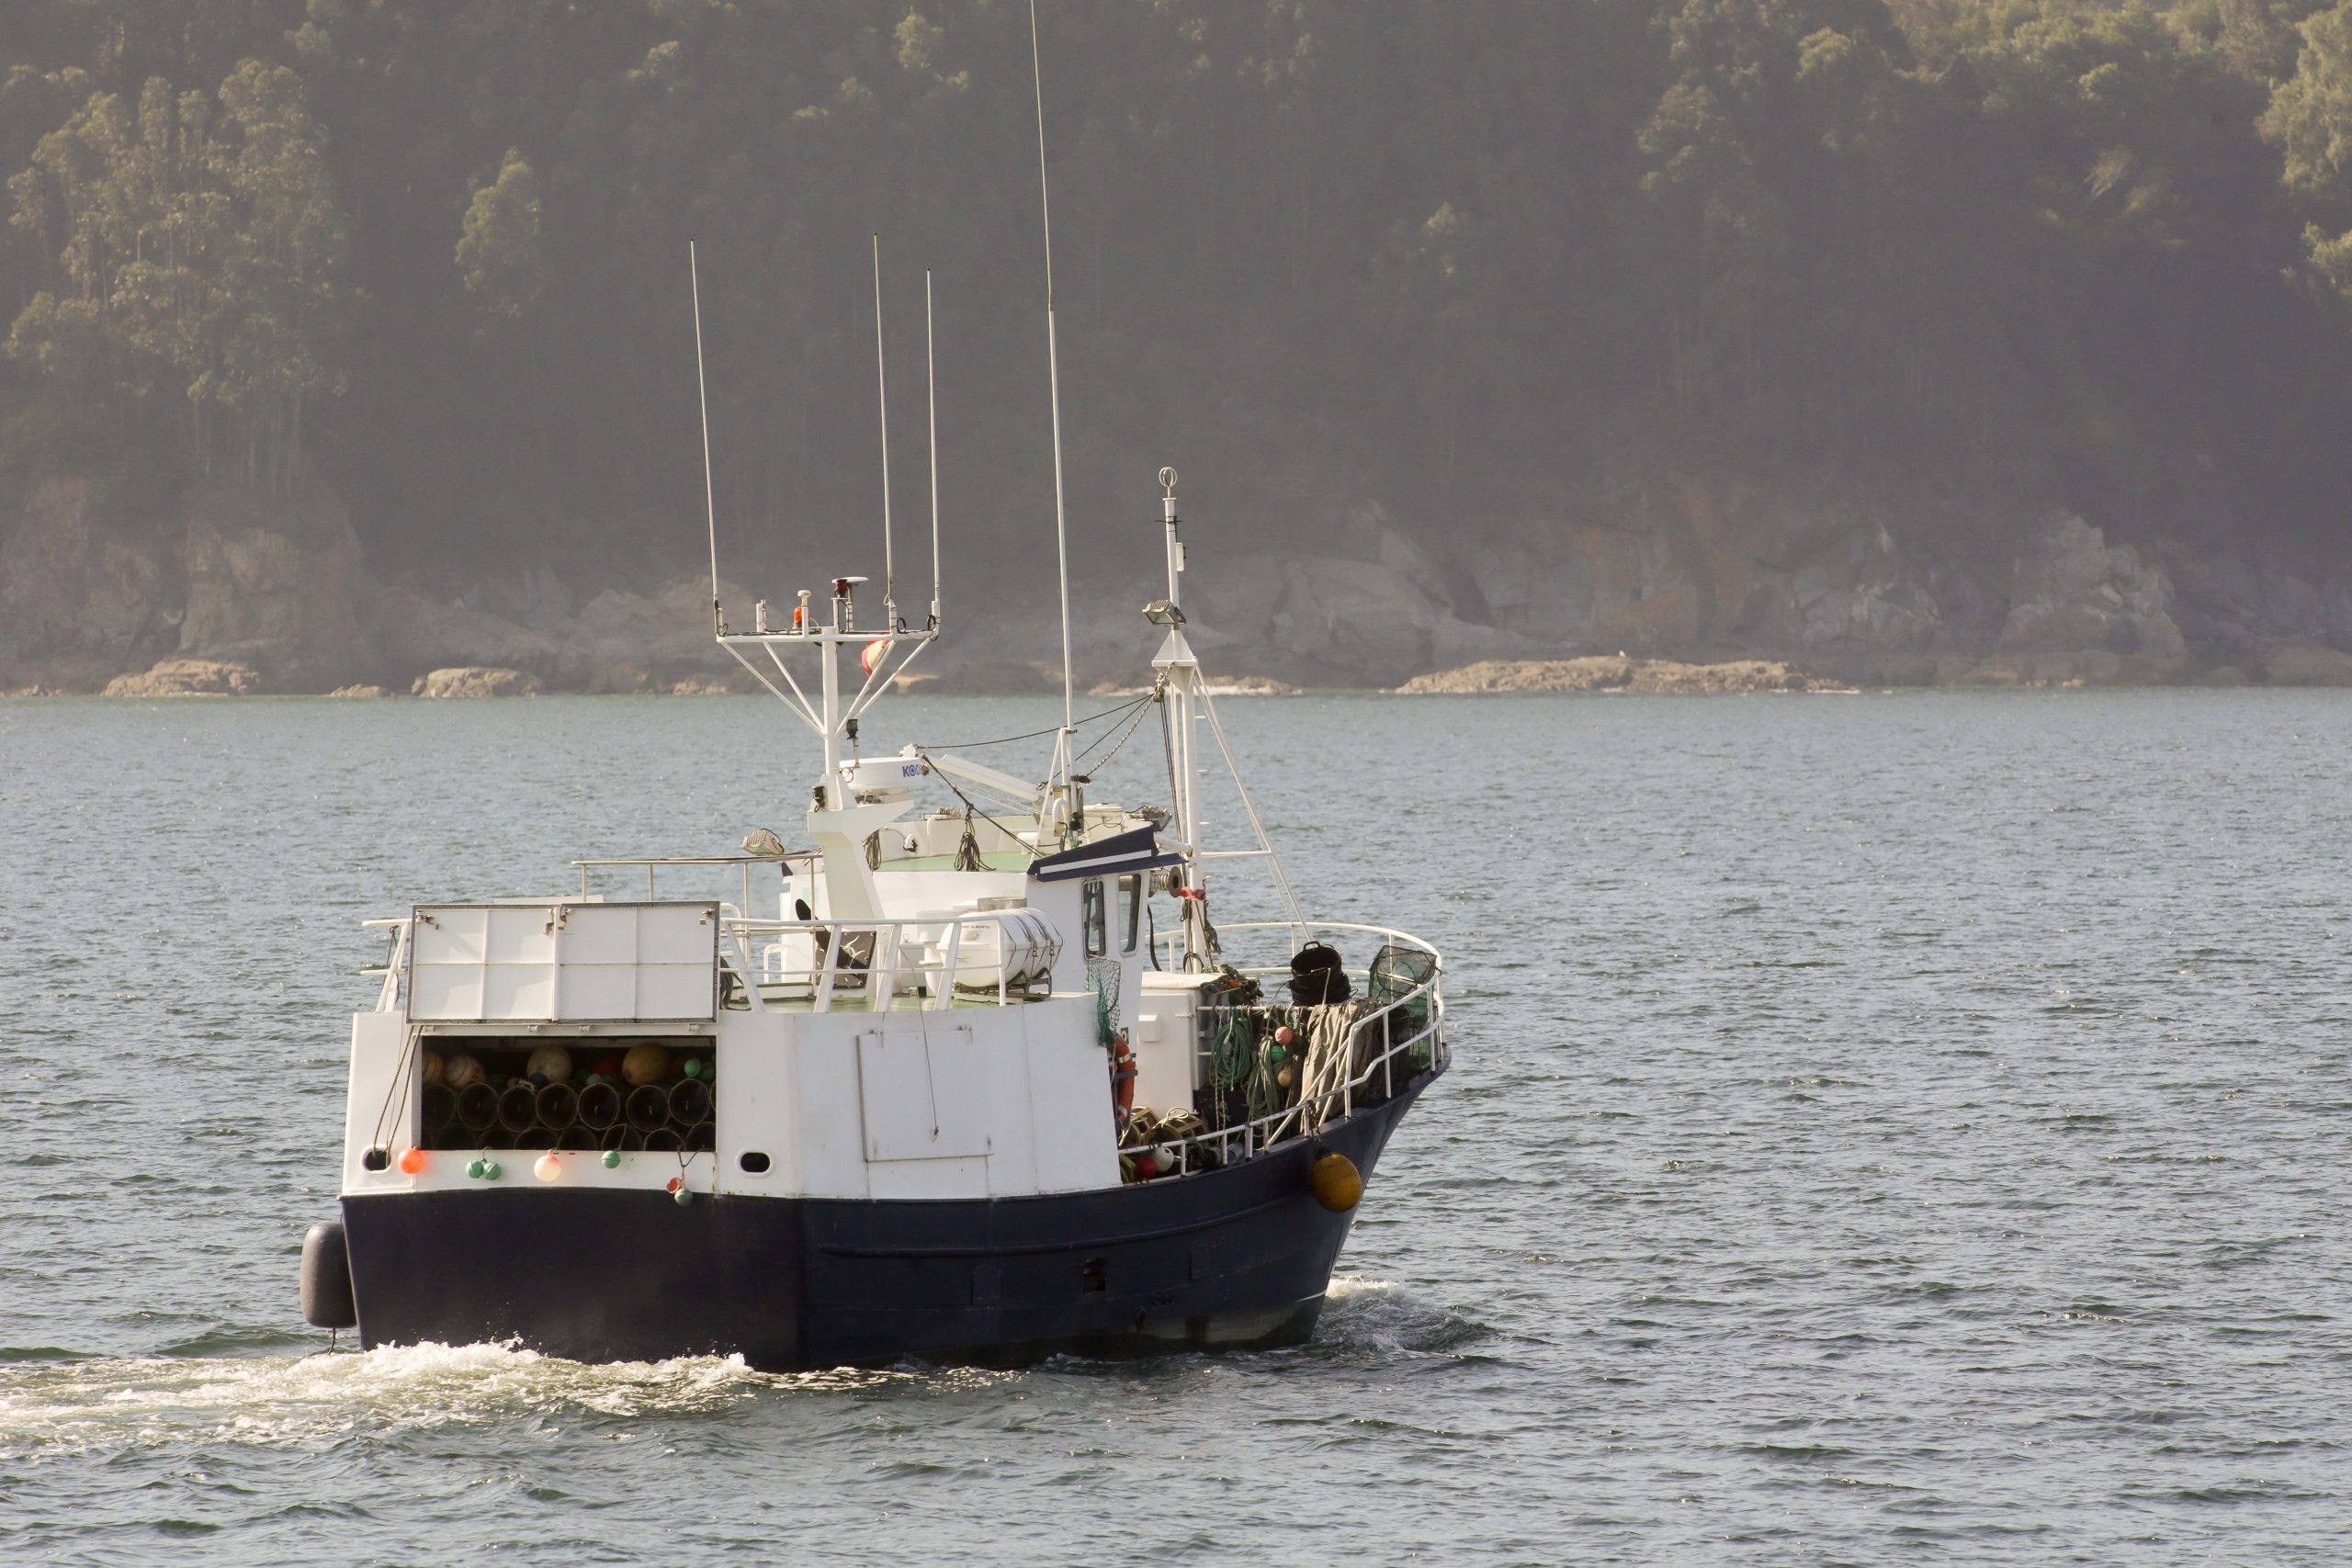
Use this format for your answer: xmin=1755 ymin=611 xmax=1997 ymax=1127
xmin=0 ymin=1342 xmax=919 ymax=1457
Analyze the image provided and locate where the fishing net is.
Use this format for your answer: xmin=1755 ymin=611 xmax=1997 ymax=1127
xmin=1209 ymin=1006 xmax=1256 ymax=1092
xmin=1370 ymin=943 xmax=1438 ymax=1071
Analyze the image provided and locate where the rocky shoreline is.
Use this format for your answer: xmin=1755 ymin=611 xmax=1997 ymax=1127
xmin=1395 ymin=658 xmax=1842 ymax=694
xmin=14 ymin=470 xmax=2352 ymax=696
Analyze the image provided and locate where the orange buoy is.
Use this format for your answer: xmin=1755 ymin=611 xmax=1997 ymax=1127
xmin=398 ymin=1145 xmax=427 ymax=1175
xmin=1309 ymin=1151 xmax=1362 ymax=1213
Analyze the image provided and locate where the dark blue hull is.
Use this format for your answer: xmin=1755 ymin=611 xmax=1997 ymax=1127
xmin=342 ymin=1073 xmax=1432 ymax=1370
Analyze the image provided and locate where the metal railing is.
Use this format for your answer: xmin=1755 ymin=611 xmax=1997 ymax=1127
xmin=362 ymin=917 xmax=411 ymax=1012
xmin=724 ymin=907 xmax=1063 ymax=1013
xmin=1135 ymin=920 xmax=1446 ymax=1177
xmin=572 ymin=853 xmax=812 ymax=909
xmin=1149 ymin=918 xmax=1434 ymax=976
xmin=362 ymin=904 xmax=1057 ymax=1018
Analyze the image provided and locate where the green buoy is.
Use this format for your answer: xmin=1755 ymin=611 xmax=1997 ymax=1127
xmin=601 ymin=1148 xmax=621 ymax=1168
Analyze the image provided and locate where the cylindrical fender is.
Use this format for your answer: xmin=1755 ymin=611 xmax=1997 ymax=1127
xmin=300 ymin=1221 xmax=356 ymax=1329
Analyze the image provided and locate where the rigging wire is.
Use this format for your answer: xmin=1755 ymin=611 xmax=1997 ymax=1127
xmin=910 ymin=749 xmax=1037 ymax=858
xmin=1075 ymin=689 xmax=1156 ymax=773
xmin=912 ymin=693 xmax=1149 ymax=754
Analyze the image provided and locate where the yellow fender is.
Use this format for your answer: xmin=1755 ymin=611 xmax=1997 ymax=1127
xmin=1309 ymin=1151 xmax=1362 ymax=1213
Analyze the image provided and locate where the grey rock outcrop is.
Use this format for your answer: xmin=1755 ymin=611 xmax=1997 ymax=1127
xmin=413 ymin=666 xmax=542 ymax=698
xmin=2253 ymin=640 xmax=2352 ymax=686
xmin=0 ymin=476 xmax=180 ymax=687
xmin=1966 ymin=515 xmax=2188 ymax=684
xmin=175 ymin=484 xmax=368 ymax=689
xmin=1182 ymin=506 xmax=1536 ymax=687
xmin=102 ymin=657 xmax=263 ymax=696
xmin=368 ymin=586 xmax=561 ymax=682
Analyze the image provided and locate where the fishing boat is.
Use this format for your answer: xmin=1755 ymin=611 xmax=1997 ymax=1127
xmin=295 ymin=12 xmax=1446 ymax=1369
xmin=300 ymin=456 xmax=1447 ymax=1368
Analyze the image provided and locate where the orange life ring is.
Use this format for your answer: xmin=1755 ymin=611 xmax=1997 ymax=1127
xmin=1110 ymin=1029 xmax=1137 ymax=1126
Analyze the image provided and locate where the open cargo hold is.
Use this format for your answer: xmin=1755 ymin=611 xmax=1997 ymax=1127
xmin=415 ymin=1038 xmax=716 ymax=1153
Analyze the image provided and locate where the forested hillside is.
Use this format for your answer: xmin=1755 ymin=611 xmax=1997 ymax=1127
xmin=7 ymin=0 xmax=2352 ymax=690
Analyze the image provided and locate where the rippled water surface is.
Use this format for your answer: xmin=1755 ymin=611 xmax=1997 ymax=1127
xmin=3 ymin=690 xmax=2349 ymax=1564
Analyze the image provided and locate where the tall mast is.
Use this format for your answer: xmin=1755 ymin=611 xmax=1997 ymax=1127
xmin=925 ymin=268 xmax=942 ymax=629
xmin=1148 ymin=468 xmax=1304 ymax=964
xmin=1030 ymin=0 xmax=1077 ymax=807
xmin=872 ymin=235 xmax=898 ymax=630
xmin=690 ymin=241 xmax=723 ymax=637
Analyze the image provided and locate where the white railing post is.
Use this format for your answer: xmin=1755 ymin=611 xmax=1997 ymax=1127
xmin=874 ymin=924 xmax=899 ymax=1009
xmin=936 ymin=919 xmax=967 ymax=1011
xmin=814 ymin=927 xmax=840 ymax=1013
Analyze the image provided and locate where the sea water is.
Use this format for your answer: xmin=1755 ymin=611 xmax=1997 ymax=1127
xmin=1 ymin=690 xmax=2347 ymax=1564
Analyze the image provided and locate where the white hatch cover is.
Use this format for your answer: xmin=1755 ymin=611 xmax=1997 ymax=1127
xmin=407 ymin=901 xmax=718 ymax=1022
xmin=857 ymin=1025 xmax=988 ymax=1162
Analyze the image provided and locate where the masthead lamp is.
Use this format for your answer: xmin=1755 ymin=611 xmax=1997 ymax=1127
xmin=831 ymin=575 xmax=868 ymax=633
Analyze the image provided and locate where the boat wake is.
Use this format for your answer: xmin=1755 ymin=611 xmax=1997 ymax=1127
xmin=0 ymin=1340 xmax=959 ymax=1458
xmin=1310 ymin=1275 xmax=1491 ymax=1357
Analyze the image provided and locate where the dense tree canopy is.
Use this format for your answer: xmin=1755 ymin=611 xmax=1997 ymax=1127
xmin=2 ymin=0 xmax=2351 ymax=592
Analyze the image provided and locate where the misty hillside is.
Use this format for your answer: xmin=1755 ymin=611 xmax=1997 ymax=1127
xmin=8 ymin=0 xmax=2352 ymax=693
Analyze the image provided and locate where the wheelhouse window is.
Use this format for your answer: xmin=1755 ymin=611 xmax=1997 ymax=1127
xmin=1119 ymin=874 xmax=1141 ymax=953
xmin=1082 ymin=878 xmax=1107 ymax=957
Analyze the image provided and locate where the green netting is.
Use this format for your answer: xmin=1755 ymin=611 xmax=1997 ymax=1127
xmin=1209 ymin=1007 xmax=1256 ymax=1091
xmin=1370 ymin=943 xmax=1437 ymax=1071
xmin=1245 ymin=1033 xmax=1287 ymax=1123
xmin=1091 ymin=972 xmax=1118 ymax=1049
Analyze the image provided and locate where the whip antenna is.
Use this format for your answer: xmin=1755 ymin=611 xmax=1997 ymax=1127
xmin=690 ymin=240 xmax=722 ymax=636
xmin=1030 ymin=0 xmax=1076 ymax=741
xmin=925 ymin=267 xmax=942 ymax=629
xmin=872 ymin=234 xmax=898 ymax=629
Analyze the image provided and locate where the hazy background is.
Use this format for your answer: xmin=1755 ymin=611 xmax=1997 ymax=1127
xmin=8 ymin=0 xmax=2352 ymax=691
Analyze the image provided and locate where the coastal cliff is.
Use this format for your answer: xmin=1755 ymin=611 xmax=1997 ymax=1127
xmin=10 ymin=469 xmax=2352 ymax=695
